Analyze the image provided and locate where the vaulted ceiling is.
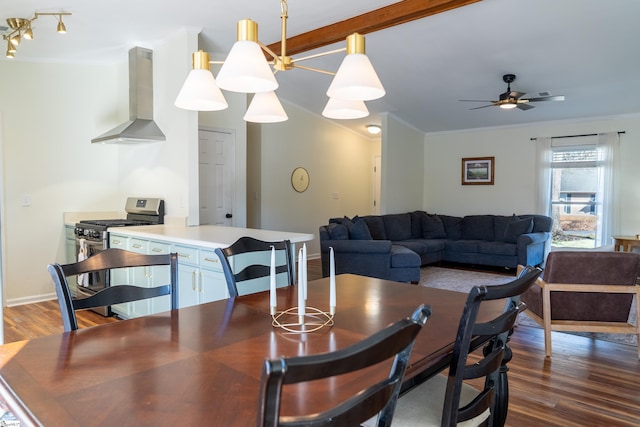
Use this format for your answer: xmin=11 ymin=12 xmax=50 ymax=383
xmin=3 ymin=0 xmax=640 ymax=137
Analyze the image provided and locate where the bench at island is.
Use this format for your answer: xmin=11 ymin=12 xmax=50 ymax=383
xmin=105 ymin=225 xmax=314 ymax=318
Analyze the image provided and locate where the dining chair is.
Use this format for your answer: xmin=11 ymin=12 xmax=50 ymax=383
xmin=215 ymin=236 xmax=294 ymax=297
xmin=257 ymin=304 xmax=432 ymax=427
xmin=392 ymin=267 xmax=542 ymax=427
xmin=48 ymin=248 xmax=178 ymax=331
xmin=520 ymin=250 xmax=640 ymax=358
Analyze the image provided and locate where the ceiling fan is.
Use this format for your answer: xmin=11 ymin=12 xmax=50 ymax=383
xmin=460 ymin=74 xmax=565 ymax=110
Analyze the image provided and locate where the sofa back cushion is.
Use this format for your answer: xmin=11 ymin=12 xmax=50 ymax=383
xmin=326 ymin=223 xmax=349 ymax=240
xmin=523 ymin=214 xmax=553 ymax=233
xmin=503 ymin=215 xmax=534 ymax=243
xmin=382 ymin=213 xmax=412 ymax=241
xmin=439 ymin=215 xmax=463 ymax=240
xmin=345 ymin=216 xmax=372 ymax=240
xmin=421 ymin=214 xmax=446 ymax=239
xmin=461 ymin=215 xmax=495 ymax=241
xmin=361 ymin=216 xmax=386 ymax=240
xmin=409 ymin=211 xmax=426 ymax=239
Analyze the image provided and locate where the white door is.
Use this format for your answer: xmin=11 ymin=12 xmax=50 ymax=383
xmin=373 ymin=155 xmax=381 ymax=215
xmin=199 ymin=129 xmax=235 ymax=226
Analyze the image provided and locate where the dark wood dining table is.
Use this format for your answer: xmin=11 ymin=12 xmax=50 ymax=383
xmin=0 ymin=274 xmax=507 ymax=427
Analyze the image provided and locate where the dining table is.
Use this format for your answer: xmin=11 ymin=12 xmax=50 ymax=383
xmin=0 ymin=274 xmax=509 ymax=427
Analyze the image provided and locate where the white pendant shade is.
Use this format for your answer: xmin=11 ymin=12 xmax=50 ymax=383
xmin=243 ymin=91 xmax=288 ymax=123
xmin=322 ymin=98 xmax=369 ymax=120
xmin=216 ymin=40 xmax=278 ymax=93
xmin=326 ymin=53 xmax=385 ymax=101
xmin=175 ymin=69 xmax=228 ymax=111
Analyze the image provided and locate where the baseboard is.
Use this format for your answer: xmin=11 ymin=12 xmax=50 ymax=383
xmin=6 ymin=293 xmax=57 ymax=307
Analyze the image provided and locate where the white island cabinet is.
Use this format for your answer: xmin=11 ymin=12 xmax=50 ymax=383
xmin=107 ymin=225 xmax=314 ymax=318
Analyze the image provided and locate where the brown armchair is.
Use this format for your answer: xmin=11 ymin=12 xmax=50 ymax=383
xmin=520 ymin=251 xmax=640 ymax=358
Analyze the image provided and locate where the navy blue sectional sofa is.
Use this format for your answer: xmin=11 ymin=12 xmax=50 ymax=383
xmin=319 ymin=211 xmax=552 ymax=283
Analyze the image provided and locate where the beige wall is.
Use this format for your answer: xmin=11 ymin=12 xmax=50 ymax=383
xmin=248 ymin=101 xmax=379 ymax=256
xmin=423 ymin=115 xmax=640 ymax=236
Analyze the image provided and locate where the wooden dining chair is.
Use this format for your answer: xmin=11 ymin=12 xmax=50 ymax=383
xmin=215 ymin=236 xmax=294 ymax=297
xmin=392 ymin=267 xmax=542 ymax=427
xmin=257 ymin=304 xmax=432 ymax=427
xmin=48 ymin=248 xmax=178 ymax=331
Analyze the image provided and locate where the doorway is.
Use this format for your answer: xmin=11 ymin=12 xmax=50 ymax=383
xmin=198 ymin=129 xmax=235 ymax=226
xmin=373 ymin=155 xmax=381 ymax=215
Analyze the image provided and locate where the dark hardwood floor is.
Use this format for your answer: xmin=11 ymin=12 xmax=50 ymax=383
xmin=3 ymin=259 xmax=639 ymax=426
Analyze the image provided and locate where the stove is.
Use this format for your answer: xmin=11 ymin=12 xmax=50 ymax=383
xmin=73 ymin=197 xmax=165 ymax=316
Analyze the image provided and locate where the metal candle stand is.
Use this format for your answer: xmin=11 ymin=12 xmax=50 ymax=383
xmin=271 ymin=307 xmax=334 ymax=333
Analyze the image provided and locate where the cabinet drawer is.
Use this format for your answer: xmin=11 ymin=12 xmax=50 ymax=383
xmin=175 ymin=245 xmax=199 ymax=266
xmin=129 ymin=239 xmax=148 ymax=253
xmin=109 ymin=235 xmax=129 ymax=249
xmin=199 ymin=249 xmax=222 ymax=271
xmin=149 ymin=240 xmax=171 ymax=255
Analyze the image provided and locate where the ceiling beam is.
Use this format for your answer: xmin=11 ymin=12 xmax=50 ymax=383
xmin=265 ymin=0 xmax=482 ymax=56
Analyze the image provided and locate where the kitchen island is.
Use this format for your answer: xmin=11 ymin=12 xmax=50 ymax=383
xmin=105 ymin=225 xmax=314 ymax=318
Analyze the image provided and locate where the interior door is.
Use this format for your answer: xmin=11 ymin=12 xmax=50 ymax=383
xmin=199 ymin=129 xmax=235 ymax=226
xmin=373 ymin=155 xmax=381 ymax=215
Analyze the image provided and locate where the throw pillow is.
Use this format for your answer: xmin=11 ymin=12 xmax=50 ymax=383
xmin=421 ymin=214 xmax=446 ymax=239
xmin=345 ymin=216 xmax=372 ymax=240
xmin=326 ymin=223 xmax=348 ymax=240
xmin=503 ymin=216 xmax=534 ymax=243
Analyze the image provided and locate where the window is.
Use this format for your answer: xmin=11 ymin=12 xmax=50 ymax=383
xmin=550 ymin=146 xmax=598 ymax=248
xmin=536 ymin=133 xmax=620 ymax=250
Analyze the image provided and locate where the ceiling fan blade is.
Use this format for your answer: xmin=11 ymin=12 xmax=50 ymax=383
xmin=517 ymin=103 xmax=534 ymax=111
xmin=469 ymin=104 xmax=496 ymax=110
xmin=459 ymin=99 xmax=496 ymax=102
xmin=523 ymin=95 xmax=565 ymax=102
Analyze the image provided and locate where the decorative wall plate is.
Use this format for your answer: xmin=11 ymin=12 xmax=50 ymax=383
xmin=291 ymin=167 xmax=309 ymax=192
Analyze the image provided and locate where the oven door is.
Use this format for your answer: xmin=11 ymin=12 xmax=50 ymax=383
xmin=74 ymin=237 xmax=110 ymax=316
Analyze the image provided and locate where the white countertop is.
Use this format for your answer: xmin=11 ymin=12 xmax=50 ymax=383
xmin=107 ymin=225 xmax=315 ymax=249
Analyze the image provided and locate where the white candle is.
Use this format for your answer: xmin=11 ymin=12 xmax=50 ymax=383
xmin=298 ymin=248 xmax=305 ymax=322
xmin=329 ymin=247 xmax=336 ymax=315
xmin=302 ymin=243 xmax=308 ymax=300
xmin=269 ymin=246 xmax=276 ymax=315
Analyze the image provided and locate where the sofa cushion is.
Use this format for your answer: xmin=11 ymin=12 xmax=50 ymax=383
xmin=478 ymin=241 xmax=517 ymax=256
xmin=461 ymin=215 xmax=495 ymax=241
xmin=390 ymin=245 xmax=421 ymax=268
xmin=326 ymin=223 xmax=349 ymax=240
xmin=503 ymin=216 xmax=534 ymax=243
xmin=421 ymin=214 xmax=446 ymax=239
xmin=439 ymin=215 xmax=462 ymax=240
xmin=445 ymin=240 xmax=479 ymax=253
xmin=409 ymin=211 xmax=426 ymax=239
xmin=344 ymin=216 xmax=372 ymax=240
xmin=397 ymin=239 xmax=446 ymax=254
xmin=493 ymin=215 xmax=511 ymax=241
xmin=382 ymin=214 xmax=412 ymax=241
xmin=361 ymin=216 xmax=386 ymax=240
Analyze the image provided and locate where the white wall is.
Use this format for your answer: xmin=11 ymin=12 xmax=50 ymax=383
xmin=423 ymin=115 xmax=640 ymax=236
xmin=380 ymin=113 xmax=425 ymax=214
xmin=0 ymin=29 xmax=197 ymax=305
xmin=250 ymin=102 xmax=378 ymax=256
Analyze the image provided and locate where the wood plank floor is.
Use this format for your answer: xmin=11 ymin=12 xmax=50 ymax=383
xmin=3 ymin=260 xmax=640 ymax=426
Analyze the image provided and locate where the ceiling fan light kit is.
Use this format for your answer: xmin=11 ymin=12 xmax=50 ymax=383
xmin=3 ymin=12 xmax=71 ymax=59
xmin=461 ymin=73 xmax=565 ymax=111
xmin=175 ymin=0 xmax=385 ymax=123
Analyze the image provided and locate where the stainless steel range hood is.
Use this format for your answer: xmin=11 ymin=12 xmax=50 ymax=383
xmin=92 ymin=47 xmax=166 ymax=144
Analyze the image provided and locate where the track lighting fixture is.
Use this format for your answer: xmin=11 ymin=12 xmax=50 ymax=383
xmin=175 ymin=0 xmax=385 ymax=123
xmin=3 ymin=12 xmax=71 ymax=59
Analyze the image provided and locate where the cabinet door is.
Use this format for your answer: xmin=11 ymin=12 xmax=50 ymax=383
xmin=148 ymin=241 xmax=172 ymax=314
xmin=127 ymin=239 xmax=150 ymax=318
xmin=177 ymin=264 xmax=200 ymax=308
xmin=175 ymin=245 xmax=200 ymax=309
xmin=199 ymin=249 xmax=229 ymax=303
xmin=108 ymin=234 xmax=130 ymax=317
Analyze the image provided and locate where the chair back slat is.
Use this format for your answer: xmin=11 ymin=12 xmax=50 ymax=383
xmin=257 ymin=305 xmax=432 ymax=427
xmin=216 ymin=236 xmax=294 ymax=297
xmin=48 ymin=248 xmax=178 ymax=332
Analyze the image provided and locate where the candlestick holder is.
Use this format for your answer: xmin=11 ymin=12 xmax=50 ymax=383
xmin=271 ymin=306 xmax=334 ymax=333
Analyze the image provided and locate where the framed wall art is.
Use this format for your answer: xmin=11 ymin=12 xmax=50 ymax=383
xmin=461 ymin=157 xmax=494 ymax=185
